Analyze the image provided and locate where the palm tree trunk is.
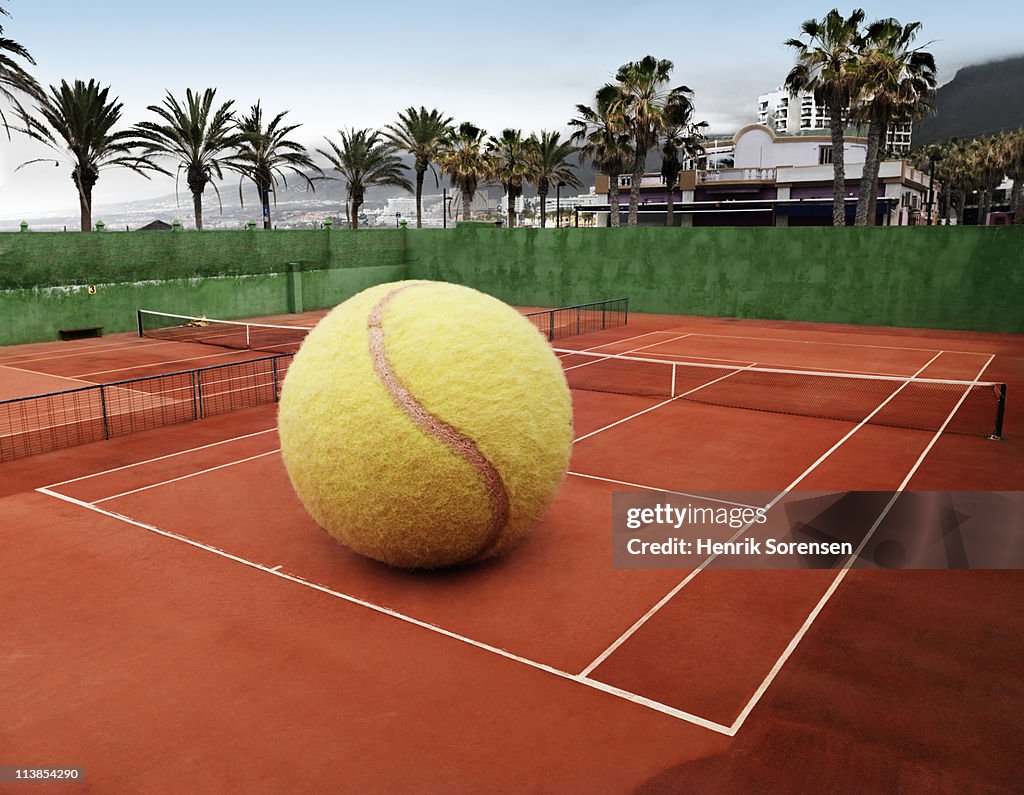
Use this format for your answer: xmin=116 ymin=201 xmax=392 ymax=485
xmin=608 ymin=174 xmax=621 ymax=227
xmin=855 ymin=119 xmax=880 ymax=226
xmin=979 ymin=189 xmax=991 ymax=225
xmin=867 ymin=122 xmax=885 ymax=223
xmin=539 ymin=189 xmax=548 ymax=228
xmin=79 ymin=189 xmax=91 ymax=232
xmin=353 ymin=198 xmax=362 ymax=230
xmin=665 ymin=178 xmax=675 ymax=227
xmin=830 ymin=101 xmax=847 ymax=227
xmin=1011 ymin=179 xmax=1022 ymax=213
xmin=193 ymin=190 xmax=204 ymax=231
xmin=261 ymin=187 xmax=271 ymax=229
xmin=507 ymin=190 xmax=516 ymax=228
xmin=415 ymin=168 xmax=425 ymax=228
xmin=462 ymin=189 xmax=472 ymax=222
xmin=73 ymin=168 xmax=93 ymax=232
xmin=628 ymin=147 xmax=644 ymax=227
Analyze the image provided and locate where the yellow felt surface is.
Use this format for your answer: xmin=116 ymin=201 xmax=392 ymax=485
xmin=278 ymin=280 xmax=573 ymax=568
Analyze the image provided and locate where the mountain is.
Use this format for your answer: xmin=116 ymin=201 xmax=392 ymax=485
xmin=914 ymin=55 xmax=1024 ymax=145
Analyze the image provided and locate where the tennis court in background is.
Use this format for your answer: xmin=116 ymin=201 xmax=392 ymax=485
xmin=1 ymin=303 xmax=1022 ymax=792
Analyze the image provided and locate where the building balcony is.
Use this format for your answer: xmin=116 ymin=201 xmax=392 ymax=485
xmin=699 ymin=168 xmax=777 ymax=184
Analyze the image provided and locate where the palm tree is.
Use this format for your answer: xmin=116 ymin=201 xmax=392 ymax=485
xmin=852 ymin=19 xmax=936 ymax=226
xmin=526 ymin=130 xmax=581 ymax=228
xmin=438 ymin=122 xmax=491 ymax=223
xmin=0 ymin=3 xmax=41 ymax=136
xmin=18 ymin=79 xmax=159 ymax=231
xmin=969 ymin=136 xmax=1005 ymax=224
xmin=1004 ymin=129 xmax=1024 ymax=214
xmin=383 ymin=107 xmax=453 ymax=228
xmin=660 ymin=111 xmax=706 ymax=227
xmin=233 ymin=102 xmax=319 ymax=229
xmin=922 ymin=138 xmax=972 ymax=224
xmin=134 ymin=88 xmax=241 ymax=230
xmin=608 ymin=56 xmax=696 ymax=227
xmin=570 ymin=85 xmax=632 ymax=228
xmin=487 ymin=129 xmax=532 ymax=228
xmin=786 ymin=8 xmax=867 ymax=226
xmin=317 ymin=128 xmax=412 ymax=229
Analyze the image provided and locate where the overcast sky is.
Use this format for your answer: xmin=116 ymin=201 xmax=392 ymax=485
xmin=0 ymin=0 xmax=1020 ymax=218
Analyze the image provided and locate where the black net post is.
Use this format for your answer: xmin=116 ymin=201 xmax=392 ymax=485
xmin=136 ymin=309 xmax=144 ymax=338
xmin=190 ymin=371 xmax=199 ymax=421
xmin=99 ymin=384 xmax=110 ymax=440
xmin=991 ymin=383 xmax=1007 ymax=440
xmin=272 ymin=357 xmax=280 ymax=402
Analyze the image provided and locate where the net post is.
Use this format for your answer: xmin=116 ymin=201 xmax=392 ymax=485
xmin=602 ymin=305 xmax=607 ymax=330
xmin=624 ymin=298 xmax=629 ymax=326
xmin=99 ymin=385 xmax=110 ymax=440
xmin=245 ymin=324 xmax=251 ymax=350
xmin=272 ymin=357 xmax=280 ymax=402
xmin=196 ymin=371 xmax=205 ymax=419
xmin=990 ymin=383 xmax=1006 ymax=440
xmin=136 ymin=309 xmax=144 ymax=338
xmin=671 ymin=363 xmax=677 ymax=398
xmin=548 ymin=312 xmax=554 ymax=342
xmin=576 ymin=307 xmax=581 ymax=337
xmin=190 ymin=371 xmax=199 ymax=421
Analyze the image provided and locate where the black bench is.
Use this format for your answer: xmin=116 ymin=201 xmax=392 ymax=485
xmin=58 ymin=326 xmax=103 ymax=341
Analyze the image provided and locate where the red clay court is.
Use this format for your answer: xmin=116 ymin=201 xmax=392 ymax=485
xmin=1 ymin=306 xmax=1022 ymax=792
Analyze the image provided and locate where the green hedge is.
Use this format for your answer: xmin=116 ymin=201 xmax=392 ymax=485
xmin=0 ymin=228 xmax=405 ymax=289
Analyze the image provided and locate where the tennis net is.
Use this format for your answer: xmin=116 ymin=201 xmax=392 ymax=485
xmin=137 ymin=309 xmax=311 ymax=353
xmin=555 ymin=348 xmax=1006 ymax=438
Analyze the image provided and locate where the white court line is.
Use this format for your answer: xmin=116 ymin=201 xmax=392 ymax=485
xmin=42 ymin=427 xmax=279 ymax=489
xmin=560 ymin=329 xmax=690 ymax=355
xmin=578 ymin=350 xmax=945 ymax=677
xmin=0 ymin=337 xmax=181 ymax=366
xmin=689 ymin=331 xmax=992 ymax=357
xmin=568 ymin=472 xmax=761 ymax=510
xmin=573 ymin=363 xmax=759 ymax=444
xmin=71 ymin=349 xmax=249 ymax=378
xmin=92 ymin=449 xmax=281 ymax=503
xmin=727 ymin=352 xmax=995 ymax=735
xmin=0 ymin=362 xmax=95 ymax=386
xmin=34 ymin=486 xmax=734 ymax=736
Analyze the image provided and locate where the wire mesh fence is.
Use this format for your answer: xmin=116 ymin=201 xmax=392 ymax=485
xmin=0 ymin=354 xmax=292 ymax=463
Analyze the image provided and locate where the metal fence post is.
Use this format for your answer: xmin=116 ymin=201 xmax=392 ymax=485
xmin=99 ymin=385 xmax=110 ymax=440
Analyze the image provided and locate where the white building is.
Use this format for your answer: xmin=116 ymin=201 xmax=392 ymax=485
xmin=588 ymin=123 xmax=934 ymax=226
xmin=757 ymin=86 xmax=913 ymax=153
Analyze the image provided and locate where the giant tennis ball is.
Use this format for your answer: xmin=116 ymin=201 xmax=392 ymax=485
xmin=278 ymin=280 xmax=573 ymax=569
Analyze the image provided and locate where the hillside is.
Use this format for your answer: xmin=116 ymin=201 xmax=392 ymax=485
xmin=914 ymin=55 xmax=1024 ymax=144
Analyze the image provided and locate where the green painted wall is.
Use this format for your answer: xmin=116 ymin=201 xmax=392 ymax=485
xmin=1 ymin=225 xmax=1021 ymax=346
xmin=0 ymin=229 xmax=408 ymax=345
xmin=407 ymin=225 xmax=1024 ymax=333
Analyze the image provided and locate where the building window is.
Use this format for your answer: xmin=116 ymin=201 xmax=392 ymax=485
xmin=819 ymin=146 xmax=833 ymax=165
